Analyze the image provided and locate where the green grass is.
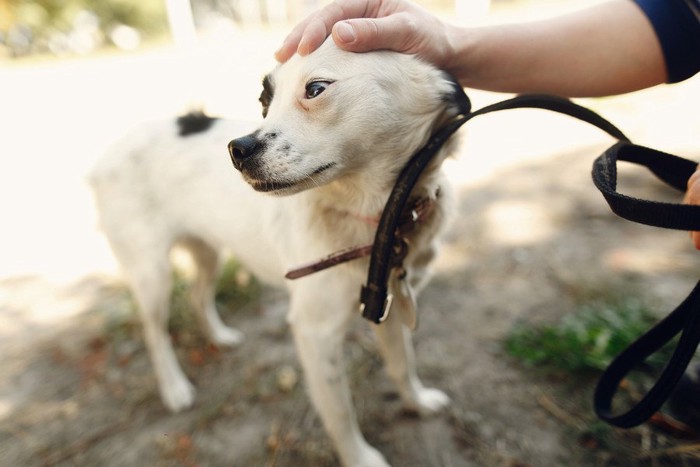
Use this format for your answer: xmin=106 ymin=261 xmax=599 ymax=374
xmin=505 ymin=298 xmax=669 ymax=374
xmin=503 ymin=297 xmax=691 ymax=464
xmin=168 ymin=259 xmax=262 ymax=338
xmin=98 ymin=258 xmax=262 ymax=345
xmin=214 ymin=259 xmax=262 ymax=307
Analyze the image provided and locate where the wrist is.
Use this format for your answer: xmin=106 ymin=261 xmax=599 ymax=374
xmin=442 ymin=23 xmax=474 ymax=87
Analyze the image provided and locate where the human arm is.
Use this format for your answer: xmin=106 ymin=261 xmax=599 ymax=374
xmin=446 ymin=0 xmax=667 ymax=96
xmin=275 ymin=0 xmax=672 ymax=97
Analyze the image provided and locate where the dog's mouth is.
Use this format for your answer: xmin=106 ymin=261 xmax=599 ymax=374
xmin=248 ymin=162 xmax=337 ymax=193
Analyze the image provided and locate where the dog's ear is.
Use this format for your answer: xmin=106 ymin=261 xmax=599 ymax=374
xmin=440 ymin=73 xmax=470 ymax=117
xmin=259 ymin=74 xmax=274 ymax=118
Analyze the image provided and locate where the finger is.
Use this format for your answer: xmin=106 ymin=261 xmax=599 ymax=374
xmin=687 ymin=166 xmax=700 ymax=192
xmin=275 ymin=0 xmax=376 ymax=61
xmin=692 ymin=231 xmax=700 ymax=250
xmin=275 ymin=28 xmax=306 ymax=62
xmin=331 ymin=14 xmax=417 ymax=54
xmin=275 ymin=7 xmax=320 ymax=62
xmin=683 ymin=165 xmax=700 ymax=250
xmin=684 ymin=168 xmax=700 ymax=205
xmin=297 ymin=18 xmax=333 ymax=56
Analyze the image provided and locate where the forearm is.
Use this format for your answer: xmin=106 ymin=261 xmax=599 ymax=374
xmin=449 ymin=0 xmax=667 ymax=97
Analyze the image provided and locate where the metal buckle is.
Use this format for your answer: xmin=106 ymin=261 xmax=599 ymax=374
xmin=359 ymin=293 xmax=393 ymax=323
xmin=379 ymin=293 xmax=393 ymax=322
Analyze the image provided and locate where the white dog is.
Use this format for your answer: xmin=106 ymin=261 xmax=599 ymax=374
xmin=90 ymin=40 xmax=464 ymax=467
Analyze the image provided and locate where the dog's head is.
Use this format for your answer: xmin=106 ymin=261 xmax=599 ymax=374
xmin=228 ymin=40 xmax=468 ymax=196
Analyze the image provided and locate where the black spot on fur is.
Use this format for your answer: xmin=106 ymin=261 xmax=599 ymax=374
xmin=441 ymin=72 xmax=471 ymax=116
xmin=177 ymin=111 xmax=219 ymax=137
xmin=260 ymin=74 xmax=274 ymax=118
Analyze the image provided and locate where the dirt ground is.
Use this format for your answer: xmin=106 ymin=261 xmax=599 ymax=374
xmin=3 ymin=143 xmax=700 ymax=466
xmin=2 ymin=3 xmax=700 ymax=467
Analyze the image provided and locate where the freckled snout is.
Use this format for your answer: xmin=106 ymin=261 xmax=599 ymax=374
xmin=228 ymin=134 xmax=262 ymax=171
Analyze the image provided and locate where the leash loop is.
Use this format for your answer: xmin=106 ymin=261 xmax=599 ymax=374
xmin=363 ymin=88 xmax=700 ymax=430
xmin=594 ymin=279 xmax=700 ymax=427
xmin=593 ymin=142 xmax=700 ymax=230
xmin=590 ymin=140 xmax=700 ymax=426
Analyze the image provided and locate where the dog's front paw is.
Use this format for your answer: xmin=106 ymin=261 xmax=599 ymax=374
xmin=161 ymin=378 xmax=196 ymax=412
xmin=404 ymin=387 xmax=450 ymax=417
xmin=209 ymin=325 xmax=244 ymax=347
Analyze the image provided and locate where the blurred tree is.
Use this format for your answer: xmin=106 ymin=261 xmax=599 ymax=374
xmin=164 ymin=0 xmax=196 ymax=48
xmin=1 ymin=0 xmax=168 ymax=56
xmin=0 ymin=0 xmax=14 ymax=30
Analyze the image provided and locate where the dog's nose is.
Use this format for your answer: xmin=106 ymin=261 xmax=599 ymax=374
xmin=228 ymin=134 xmax=259 ymax=171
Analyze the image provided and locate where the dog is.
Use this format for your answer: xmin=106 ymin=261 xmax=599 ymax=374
xmin=90 ymin=39 xmax=465 ymax=467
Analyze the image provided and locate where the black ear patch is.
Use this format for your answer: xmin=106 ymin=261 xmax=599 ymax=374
xmin=177 ymin=111 xmax=219 ymax=137
xmin=260 ymin=74 xmax=274 ymax=118
xmin=441 ymin=72 xmax=471 ymax=116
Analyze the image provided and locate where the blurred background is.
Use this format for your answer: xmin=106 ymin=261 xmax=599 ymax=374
xmin=0 ymin=0 xmax=488 ymax=283
xmin=0 ymin=0 xmax=700 ymax=465
xmin=0 ymin=0 xmax=697 ymax=284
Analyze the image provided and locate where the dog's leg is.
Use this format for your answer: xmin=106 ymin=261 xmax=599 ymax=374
xmin=372 ymin=306 xmax=449 ymax=416
xmin=127 ymin=257 xmax=196 ymax=412
xmin=289 ymin=284 xmax=390 ymax=467
xmin=183 ymin=238 xmax=244 ymax=346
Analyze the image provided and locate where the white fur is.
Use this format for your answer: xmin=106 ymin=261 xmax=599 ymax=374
xmin=90 ymin=40 xmax=461 ymax=467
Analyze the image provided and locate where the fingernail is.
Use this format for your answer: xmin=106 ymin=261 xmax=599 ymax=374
xmin=335 ymin=22 xmax=356 ymax=44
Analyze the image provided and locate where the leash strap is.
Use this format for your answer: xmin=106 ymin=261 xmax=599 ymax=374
xmin=591 ymin=141 xmax=700 ymax=427
xmin=361 ymin=93 xmax=629 ymax=323
xmin=363 ymin=90 xmax=700 ymax=429
xmin=594 ymin=279 xmax=700 ymax=427
xmin=593 ymin=142 xmax=700 ymax=229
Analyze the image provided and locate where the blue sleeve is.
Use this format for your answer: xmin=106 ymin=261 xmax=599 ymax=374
xmin=634 ymin=0 xmax=700 ymax=83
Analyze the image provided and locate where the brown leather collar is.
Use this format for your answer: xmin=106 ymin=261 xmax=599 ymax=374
xmin=284 ymin=192 xmax=438 ymax=280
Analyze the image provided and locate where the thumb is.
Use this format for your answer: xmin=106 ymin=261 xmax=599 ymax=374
xmin=331 ymin=17 xmax=413 ymax=54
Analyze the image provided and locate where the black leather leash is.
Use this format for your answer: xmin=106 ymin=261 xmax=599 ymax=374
xmin=592 ymin=142 xmax=700 ymax=428
xmin=361 ymin=91 xmax=628 ymax=323
xmin=361 ymin=89 xmax=700 ymax=429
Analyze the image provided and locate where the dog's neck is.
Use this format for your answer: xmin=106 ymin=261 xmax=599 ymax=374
xmin=308 ymin=164 xmax=444 ymax=230
xmin=323 ymin=139 xmax=450 ymax=214
xmin=309 ymin=178 xmax=388 ymax=226
xmin=345 ymin=210 xmax=381 ymax=227
xmin=284 ymin=142 xmax=450 ymax=280
xmin=285 ymin=185 xmax=441 ymax=280
xmin=314 ymin=196 xmax=383 ymax=233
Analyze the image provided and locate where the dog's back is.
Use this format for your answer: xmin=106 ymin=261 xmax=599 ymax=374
xmin=90 ymin=112 xmax=245 ymax=235
xmin=89 ymin=113 xmax=288 ymax=285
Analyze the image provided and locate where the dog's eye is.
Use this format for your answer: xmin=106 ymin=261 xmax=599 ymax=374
xmin=305 ymin=81 xmax=331 ymax=99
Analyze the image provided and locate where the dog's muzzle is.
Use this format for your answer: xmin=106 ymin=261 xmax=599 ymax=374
xmin=228 ymin=134 xmax=261 ymax=171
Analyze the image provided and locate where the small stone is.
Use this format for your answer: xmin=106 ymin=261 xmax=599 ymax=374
xmin=276 ymin=365 xmax=298 ymax=393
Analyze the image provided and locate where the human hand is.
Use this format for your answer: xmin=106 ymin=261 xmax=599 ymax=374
xmin=275 ymin=0 xmax=456 ymax=72
xmin=684 ymin=166 xmax=700 ymax=249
